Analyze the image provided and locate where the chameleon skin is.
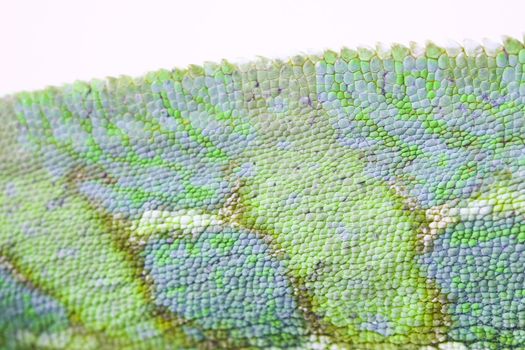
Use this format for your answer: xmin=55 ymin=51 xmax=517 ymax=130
xmin=0 ymin=38 xmax=525 ymax=350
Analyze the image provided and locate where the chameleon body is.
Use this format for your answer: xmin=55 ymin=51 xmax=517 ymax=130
xmin=1 ymin=38 xmax=525 ymax=350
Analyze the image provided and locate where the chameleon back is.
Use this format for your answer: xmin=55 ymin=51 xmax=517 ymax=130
xmin=1 ymin=39 xmax=524 ymax=349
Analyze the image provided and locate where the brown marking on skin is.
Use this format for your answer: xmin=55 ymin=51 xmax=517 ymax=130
xmin=220 ymin=160 xmax=330 ymax=339
xmin=0 ymin=236 xmax=117 ymax=349
xmin=63 ymin=164 xmax=118 ymax=188
xmin=70 ymin=196 xmax=199 ymax=349
xmin=387 ymin=178 xmax=459 ymax=254
xmin=0 ymin=255 xmax=33 ymax=286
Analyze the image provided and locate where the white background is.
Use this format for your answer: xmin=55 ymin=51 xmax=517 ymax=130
xmin=0 ymin=0 xmax=524 ymax=96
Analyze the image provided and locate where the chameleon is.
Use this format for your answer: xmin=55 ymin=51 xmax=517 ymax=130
xmin=0 ymin=37 xmax=524 ymax=350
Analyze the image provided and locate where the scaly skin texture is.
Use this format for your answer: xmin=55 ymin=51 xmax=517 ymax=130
xmin=1 ymin=38 xmax=525 ymax=350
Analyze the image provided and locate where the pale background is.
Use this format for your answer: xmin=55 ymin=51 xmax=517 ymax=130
xmin=0 ymin=0 xmax=524 ymax=96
